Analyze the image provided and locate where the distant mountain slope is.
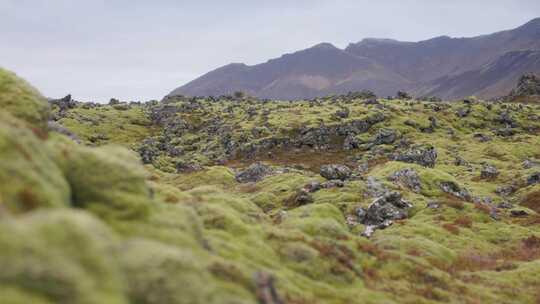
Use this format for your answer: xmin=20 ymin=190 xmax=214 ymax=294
xmin=170 ymin=18 xmax=540 ymax=100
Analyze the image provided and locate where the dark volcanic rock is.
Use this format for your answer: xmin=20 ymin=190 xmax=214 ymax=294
xmin=528 ymin=172 xmax=540 ymax=185
xmin=320 ymin=164 xmax=352 ymax=181
xmin=388 ymin=168 xmax=422 ymax=193
xmin=480 ymin=164 xmax=499 ymax=180
xmin=236 ymin=163 xmax=273 ymax=183
xmin=509 ymin=73 xmax=540 ymax=97
xmin=393 ymin=145 xmax=437 ymax=168
xmin=439 ymin=181 xmax=471 ymax=201
xmin=360 ymin=191 xmax=413 ymax=238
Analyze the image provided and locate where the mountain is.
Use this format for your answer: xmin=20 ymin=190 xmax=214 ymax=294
xmin=170 ymin=18 xmax=540 ymax=100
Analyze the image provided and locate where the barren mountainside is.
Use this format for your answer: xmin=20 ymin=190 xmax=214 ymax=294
xmin=170 ymin=18 xmax=540 ymax=100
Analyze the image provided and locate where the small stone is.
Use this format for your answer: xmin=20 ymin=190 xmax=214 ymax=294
xmin=510 ymin=210 xmax=529 ymax=217
xmin=480 ymin=164 xmax=499 ymax=180
xmin=527 ymin=172 xmax=540 ymax=185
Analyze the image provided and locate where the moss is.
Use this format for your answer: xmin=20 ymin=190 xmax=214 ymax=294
xmin=170 ymin=166 xmax=237 ymax=190
xmin=0 ymin=113 xmax=70 ymax=213
xmin=0 ymin=210 xmax=127 ymax=304
xmin=371 ymin=161 xmax=462 ymax=197
xmin=48 ymin=137 xmax=151 ymax=220
xmin=57 ymin=106 xmax=155 ymax=146
xmin=116 ymin=239 xmax=214 ymax=304
xmin=0 ymin=68 xmax=49 ymax=129
xmin=281 ymin=203 xmax=348 ymax=238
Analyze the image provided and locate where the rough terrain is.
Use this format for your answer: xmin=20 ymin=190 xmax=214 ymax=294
xmin=1 ymin=67 xmax=540 ymax=304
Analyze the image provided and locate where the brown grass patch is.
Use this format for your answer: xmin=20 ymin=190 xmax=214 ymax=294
xmin=522 ymin=190 xmax=540 ymax=213
xmin=454 ymin=216 xmax=473 ymax=228
xmin=440 ymin=235 xmax=540 ymax=274
xmin=441 ymin=195 xmax=465 ymax=210
xmin=442 ymin=223 xmax=460 ymax=235
xmin=17 ymin=189 xmax=40 ymax=211
xmin=474 ymin=203 xmax=491 ymax=214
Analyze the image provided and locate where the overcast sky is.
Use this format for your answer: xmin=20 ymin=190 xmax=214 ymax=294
xmin=1 ymin=0 xmax=539 ymax=102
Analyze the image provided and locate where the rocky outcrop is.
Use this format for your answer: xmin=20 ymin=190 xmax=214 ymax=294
xmin=320 ymin=164 xmax=352 ymax=181
xmin=357 ymin=191 xmax=413 ymax=238
xmin=236 ymin=163 xmax=273 ymax=183
xmin=393 ymin=145 xmax=437 ymax=168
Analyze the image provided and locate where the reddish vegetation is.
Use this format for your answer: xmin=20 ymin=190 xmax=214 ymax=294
xmin=522 ymin=190 xmax=540 ymax=213
xmin=311 ymin=240 xmax=362 ymax=278
xmin=227 ymin=147 xmax=356 ymax=173
xmin=442 ymin=223 xmax=460 ymax=235
xmin=454 ymin=216 xmax=473 ymax=228
xmin=357 ymin=241 xmax=400 ymax=262
xmin=17 ymin=189 xmax=39 ymax=211
xmin=473 ymin=203 xmax=491 ymax=214
xmin=438 ymin=236 xmax=540 ymax=273
xmin=442 ymin=196 xmax=465 ymax=210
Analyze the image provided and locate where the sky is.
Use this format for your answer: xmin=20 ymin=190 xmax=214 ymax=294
xmin=1 ymin=0 xmax=539 ymax=102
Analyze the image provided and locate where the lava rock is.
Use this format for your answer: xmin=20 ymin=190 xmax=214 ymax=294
xmin=320 ymin=164 xmax=352 ymax=181
xmin=235 ymin=163 xmax=273 ymax=183
xmin=360 ymin=191 xmax=412 ymax=238
xmin=510 ymin=210 xmax=529 ymax=217
xmin=480 ymin=164 xmax=499 ymax=180
xmin=321 ymin=180 xmax=345 ymax=188
xmin=388 ymin=168 xmax=422 ymax=193
xmin=439 ymin=181 xmax=471 ymax=201
xmin=335 ymin=107 xmax=350 ymax=119
xmin=393 ymin=145 xmax=437 ymax=168
xmin=527 ymin=172 xmax=540 ymax=185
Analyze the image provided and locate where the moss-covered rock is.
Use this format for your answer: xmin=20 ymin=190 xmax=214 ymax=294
xmin=48 ymin=137 xmax=151 ymax=220
xmin=116 ymin=239 xmax=214 ymax=304
xmin=0 ymin=210 xmax=127 ymax=304
xmin=0 ymin=68 xmax=49 ymax=129
xmin=0 ymin=113 xmax=70 ymax=213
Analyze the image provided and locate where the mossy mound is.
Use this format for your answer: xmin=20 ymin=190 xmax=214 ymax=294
xmin=0 ymin=68 xmax=48 ymax=129
xmin=116 ymin=239 xmax=214 ymax=304
xmin=0 ymin=113 xmax=70 ymax=213
xmin=0 ymin=210 xmax=127 ymax=304
xmin=48 ymin=137 xmax=151 ymax=220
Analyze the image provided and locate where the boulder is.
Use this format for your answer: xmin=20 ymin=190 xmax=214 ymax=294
xmin=320 ymin=164 xmax=352 ymax=180
xmin=480 ymin=164 xmax=499 ymax=179
xmin=393 ymin=145 xmax=437 ymax=168
xmin=235 ymin=162 xmax=273 ymax=183
xmin=527 ymin=172 xmax=540 ymax=185
xmin=388 ymin=168 xmax=422 ymax=193
xmin=439 ymin=181 xmax=471 ymax=201
xmin=360 ymin=191 xmax=412 ymax=238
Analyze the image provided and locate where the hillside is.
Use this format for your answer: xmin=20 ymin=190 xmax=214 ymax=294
xmin=170 ymin=18 xmax=540 ymax=100
xmin=1 ymin=67 xmax=540 ymax=303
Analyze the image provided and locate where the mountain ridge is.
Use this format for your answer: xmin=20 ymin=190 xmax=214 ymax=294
xmin=170 ymin=18 xmax=540 ymax=100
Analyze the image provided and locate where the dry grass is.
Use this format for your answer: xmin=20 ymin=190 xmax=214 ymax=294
xmin=441 ymin=195 xmax=465 ymax=210
xmin=440 ymin=236 xmax=540 ymax=273
xmin=442 ymin=223 xmax=460 ymax=235
xmin=454 ymin=216 xmax=473 ymax=228
xmin=522 ymin=190 xmax=540 ymax=213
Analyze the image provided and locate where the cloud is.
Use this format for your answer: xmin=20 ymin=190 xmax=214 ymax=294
xmin=1 ymin=0 xmax=538 ymax=101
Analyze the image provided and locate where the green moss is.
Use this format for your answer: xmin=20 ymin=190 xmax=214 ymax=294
xmin=281 ymin=203 xmax=348 ymax=238
xmin=0 ymin=113 xmax=70 ymax=213
xmin=0 ymin=210 xmax=127 ymax=304
xmin=48 ymin=137 xmax=151 ymax=220
xmin=0 ymin=68 xmax=49 ymax=129
xmin=116 ymin=239 xmax=214 ymax=304
xmin=170 ymin=166 xmax=237 ymax=190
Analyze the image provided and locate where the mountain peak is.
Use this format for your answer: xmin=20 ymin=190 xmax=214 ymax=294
xmin=309 ymin=42 xmax=339 ymax=50
xmin=171 ymin=18 xmax=540 ymax=100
